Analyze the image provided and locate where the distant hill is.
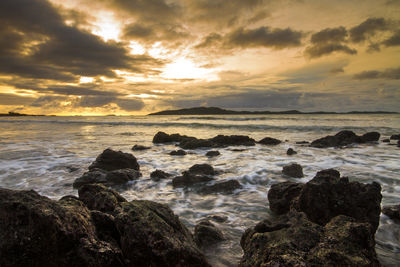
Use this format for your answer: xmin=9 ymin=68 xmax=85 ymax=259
xmin=148 ymin=107 xmax=398 ymax=116
xmin=0 ymin=112 xmax=45 ymax=117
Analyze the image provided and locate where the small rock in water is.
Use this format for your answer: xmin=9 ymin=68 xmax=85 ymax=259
xmin=206 ymin=150 xmax=220 ymax=157
xmin=207 ymin=215 xmax=228 ymax=223
xmin=170 ymin=149 xmax=187 ymax=156
xmin=132 ymin=144 xmax=151 ymax=151
xmin=258 ymin=137 xmax=281 ymax=145
xmin=361 ymin=131 xmax=380 ymax=142
xmin=189 ymin=164 xmax=215 ymax=175
xmin=286 ymin=148 xmax=297 ymax=155
xmin=382 ymin=205 xmax=400 ymax=221
xmin=296 ymin=141 xmax=309 ymax=144
xmin=382 ymin=138 xmax=390 ymax=143
xmin=194 ymin=220 xmax=225 ymax=248
xmin=150 ymin=169 xmax=172 ymax=181
xmin=390 ymin=134 xmax=400 ymax=140
xmin=282 ymin=163 xmax=304 ymax=178
xmin=199 ymin=180 xmax=242 ymax=194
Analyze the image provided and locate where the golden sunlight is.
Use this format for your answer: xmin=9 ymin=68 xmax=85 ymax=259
xmin=79 ymin=76 xmax=95 ymax=83
xmin=161 ymin=57 xmax=218 ymax=80
xmin=91 ymin=12 xmax=120 ymax=41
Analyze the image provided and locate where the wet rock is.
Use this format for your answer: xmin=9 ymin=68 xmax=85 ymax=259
xmin=153 ymin=131 xmax=196 ymax=144
xmin=390 ymin=134 xmax=400 ymax=140
xmin=180 ymin=139 xmax=215 ymax=149
xmin=170 ymin=149 xmax=187 ymax=156
xmin=282 ymin=163 xmax=304 ymax=178
xmin=189 ymin=163 xmax=215 ymax=175
xmin=0 ymin=187 xmax=124 ymax=267
xmin=88 ymin=148 xmax=140 ymax=172
xmin=150 ymin=169 xmax=172 ymax=181
xmin=310 ymin=130 xmax=380 ymax=148
xmin=194 ymin=220 xmax=225 ymax=248
xmin=73 ymin=168 xmax=141 ymax=188
xmin=115 ymin=200 xmax=210 ymax=266
xmin=382 ymin=138 xmax=390 ymax=143
xmin=286 ymin=148 xmax=297 ymax=155
xmin=258 ymin=137 xmax=282 ymax=145
xmin=268 ymin=182 xmax=304 ymax=215
xmin=240 ymin=211 xmax=380 ymax=267
xmin=382 ymin=205 xmax=400 ymax=221
xmin=211 ymin=135 xmax=255 ymax=147
xmin=361 ymin=132 xmax=380 ymax=142
xmin=172 ymin=172 xmax=214 ymax=187
xmin=206 ymin=150 xmax=220 ymax=157
xmin=78 ymin=184 xmax=126 ymax=213
xmin=296 ymin=141 xmax=309 ymax=144
xmin=131 ymin=144 xmax=150 ymax=151
xmin=90 ymin=210 xmax=120 ymax=245
xmin=199 ymin=180 xmax=242 ymax=194
xmin=207 ymin=215 xmax=228 ymax=223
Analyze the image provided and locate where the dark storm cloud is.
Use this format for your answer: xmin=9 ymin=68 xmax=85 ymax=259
xmin=196 ymin=27 xmax=303 ymax=50
xmin=383 ymin=31 xmax=400 ymax=47
xmin=0 ymin=0 xmax=162 ymax=82
xmin=353 ymin=67 xmax=400 ymax=80
xmin=349 ymin=18 xmax=390 ymax=43
xmin=0 ymin=93 xmax=35 ymax=106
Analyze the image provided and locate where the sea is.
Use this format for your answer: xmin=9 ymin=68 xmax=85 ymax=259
xmin=0 ymin=114 xmax=399 ymax=266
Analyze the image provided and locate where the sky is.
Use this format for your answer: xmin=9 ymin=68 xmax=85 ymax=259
xmin=0 ymin=0 xmax=399 ymax=115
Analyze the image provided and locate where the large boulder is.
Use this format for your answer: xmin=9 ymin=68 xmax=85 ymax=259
xmin=0 ymin=185 xmax=211 ymax=267
xmin=258 ymin=137 xmax=281 ymax=145
xmin=88 ymin=148 xmax=140 ymax=172
xmin=282 ymin=163 xmax=304 ymax=178
xmin=0 ymin=188 xmax=124 ymax=267
xmin=211 ymin=135 xmax=255 ymax=147
xmin=194 ymin=220 xmax=225 ymax=248
xmin=311 ymin=130 xmax=380 ymax=148
xmin=268 ymin=169 xmax=382 ymax=232
xmin=240 ymin=211 xmax=380 ymax=267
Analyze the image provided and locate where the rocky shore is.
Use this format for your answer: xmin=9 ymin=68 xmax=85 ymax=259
xmin=1 ymin=129 xmax=399 ymax=266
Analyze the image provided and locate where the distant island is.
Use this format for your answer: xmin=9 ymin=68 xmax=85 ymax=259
xmin=0 ymin=112 xmax=45 ymax=117
xmin=148 ymin=107 xmax=398 ymax=116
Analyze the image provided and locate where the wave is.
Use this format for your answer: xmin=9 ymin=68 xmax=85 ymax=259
xmin=0 ymin=119 xmax=395 ymax=133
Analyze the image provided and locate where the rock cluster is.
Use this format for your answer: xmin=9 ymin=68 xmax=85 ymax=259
xmin=73 ymin=149 xmax=141 ymax=188
xmin=0 ymin=184 xmax=210 ymax=267
xmin=240 ymin=169 xmax=382 ymax=266
xmin=310 ymin=130 xmax=380 ymax=148
xmin=153 ymin=131 xmax=255 ymax=149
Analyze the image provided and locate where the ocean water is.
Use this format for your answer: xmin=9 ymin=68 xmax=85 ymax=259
xmin=0 ymin=114 xmax=399 ymax=266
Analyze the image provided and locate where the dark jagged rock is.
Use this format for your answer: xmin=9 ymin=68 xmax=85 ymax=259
xmin=382 ymin=205 xmax=400 ymax=221
xmin=286 ymin=148 xmax=297 ymax=155
xmin=170 ymin=149 xmax=187 ymax=156
xmin=194 ymin=220 xmax=225 ymax=248
xmin=382 ymin=138 xmax=390 ymax=143
xmin=0 ymin=187 xmax=125 ymax=267
xmin=361 ymin=132 xmax=380 ymax=142
xmin=131 ymin=144 xmax=151 ymax=151
xmin=311 ymin=130 xmax=380 ymax=148
xmin=189 ymin=164 xmax=215 ymax=175
xmin=88 ymin=148 xmax=140 ymax=172
xmin=0 ymin=185 xmax=211 ymax=267
xmin=269 ymin=169 xmax=382 ymax=232
xmin=282 ymin=163 xmax=304 ymax=178
xmin=268 ymin=182 xmax=304 ymax=215
xmin=206 ymin=150 xmax=220 ymax=157
xmin=78 ymin=184 xmax=127 ymax=213
xmin=150 ymin=169 xmax=172 ymax=181
xmin=153 ymin=131 xmax=196 ymax=144
xmin=73 ymin=168 xmax=141 ymax=188
xmin=172 ymin=172 xmax=214 ymax=188
xmin=258 ymin=137 xmax=282 ymax=145
xmin=199 ymin=180 xmax=242 ymax=194
xmin=211 ymin=135 xmax=255 ymax=146
xmin=240 ymin=211 xmax=380 ymax=267
xmin=390 ymin=134 xmax=400 ymax=140
xmin=180 ymin=139 xmax=215 ymax=149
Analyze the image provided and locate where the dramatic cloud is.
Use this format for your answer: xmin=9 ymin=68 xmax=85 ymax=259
xmin=349 ymin=17 xmax=390 ymax=43
xmin=353 ymin=67 xmax=400 ymax=80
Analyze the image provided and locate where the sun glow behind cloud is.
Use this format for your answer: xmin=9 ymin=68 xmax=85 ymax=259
xmin=161 ymin=57 xmax=218 ymax=81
